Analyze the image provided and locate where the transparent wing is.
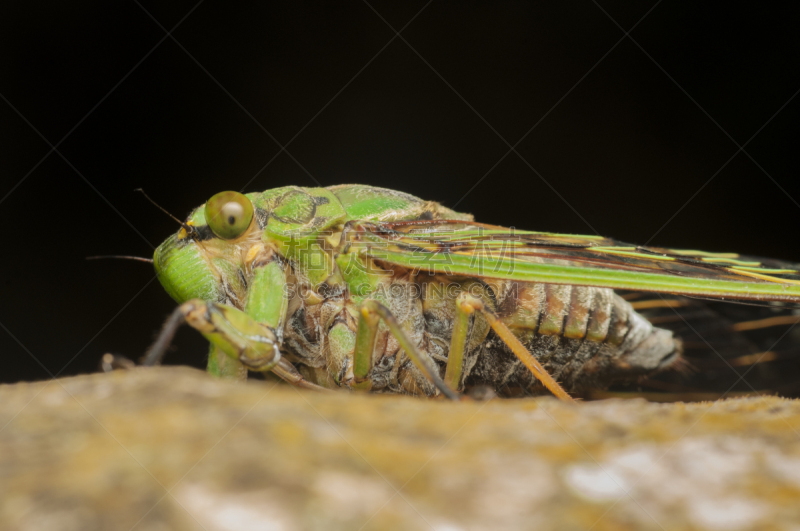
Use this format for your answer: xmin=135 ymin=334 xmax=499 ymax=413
xmin=618 ymin=292 xmax=800 ymax=397
xmin=342 ymin=220 xmax=800 ymax=303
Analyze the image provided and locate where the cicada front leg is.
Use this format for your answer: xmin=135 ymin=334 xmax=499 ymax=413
xmin=352 ymin=300 xmax=460 ymax=400
xmin=142 ymin=299 xmax=329 ymax=391
xmin=446 ymin=293 xmax=575 ymax=402
xmin=143 ymin=299 xmax=279 ymax=371
xmin=143 ymin=258 xmax=329 ymax=391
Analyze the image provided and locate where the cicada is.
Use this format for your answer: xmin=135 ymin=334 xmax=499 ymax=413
xmin=145 ymin=185 xmax=800 ymax=401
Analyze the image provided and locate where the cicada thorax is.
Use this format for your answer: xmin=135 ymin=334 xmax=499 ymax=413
xmin=279 ymin=266 xmax=429 ymax=395
xmin=279 ymin=264 xmax=346 ymax=383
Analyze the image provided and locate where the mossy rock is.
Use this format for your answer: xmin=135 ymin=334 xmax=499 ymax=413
xmin=2 ymin=367 xmax=799 ymax=530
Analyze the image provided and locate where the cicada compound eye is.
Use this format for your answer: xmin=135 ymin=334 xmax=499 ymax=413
xmin=205 ymin=191 xmax=254 ymax=239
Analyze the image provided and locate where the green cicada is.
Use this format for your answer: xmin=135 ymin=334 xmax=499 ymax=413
xmin=144 ymin=185 xmax=800 ymax=401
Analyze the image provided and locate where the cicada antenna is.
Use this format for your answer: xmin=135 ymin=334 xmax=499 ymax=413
xmin=135 ymin=188 xmax=196 ymax=237
xmin=86 ymin=255 xmax=154 ymax=264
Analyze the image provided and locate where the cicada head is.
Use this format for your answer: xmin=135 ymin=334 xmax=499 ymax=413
xmin=154 ymin=186 xmax=350 ymax=306
xmin=153 ymin=191 xmax=260 ymax=307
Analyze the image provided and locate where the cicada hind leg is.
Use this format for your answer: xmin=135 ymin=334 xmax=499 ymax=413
xmin=353 ymin=300 xmax=460 ymax=400
xmin=446 ymin=293 xmax=575 ymax=402
xmin=473 ymin=283 xmax=680 ymax=399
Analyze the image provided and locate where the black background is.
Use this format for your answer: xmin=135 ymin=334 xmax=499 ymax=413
xmin=1 ymin=1 xmax=798 ymax=384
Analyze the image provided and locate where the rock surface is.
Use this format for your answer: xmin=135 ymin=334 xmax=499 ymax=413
xmin=1 ymin=367 xmax=799 ymax=531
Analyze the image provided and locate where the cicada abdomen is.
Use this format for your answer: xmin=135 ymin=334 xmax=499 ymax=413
xmin=421 ymin=279 xmax=681 ymax=397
